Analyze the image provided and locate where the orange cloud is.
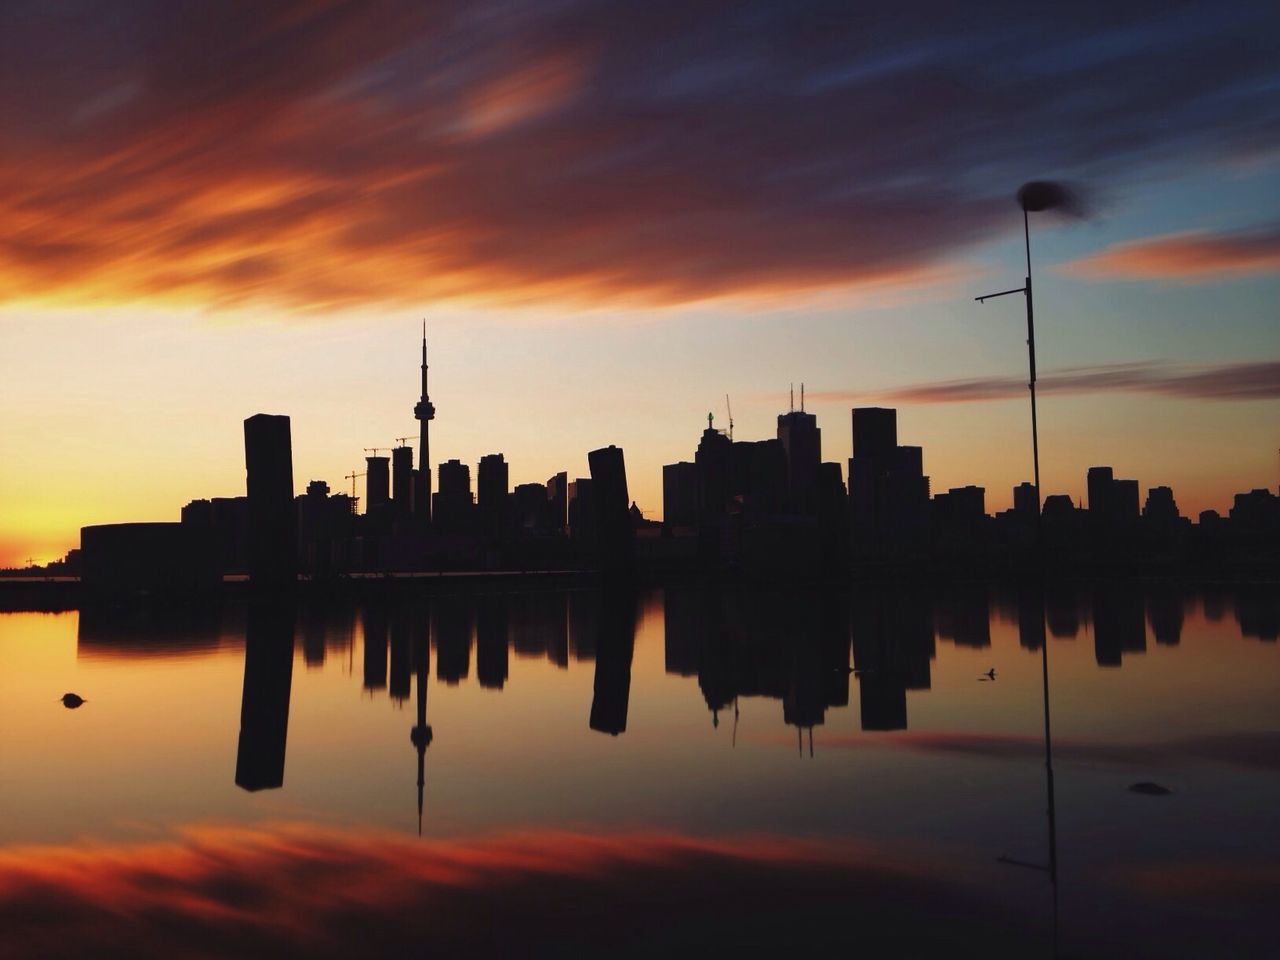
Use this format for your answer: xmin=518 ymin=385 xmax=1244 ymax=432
xmin=1064 ymin=224 xmax=1280 ymax=280
xmin=2 ymin=2 xmax=1277 ymax=313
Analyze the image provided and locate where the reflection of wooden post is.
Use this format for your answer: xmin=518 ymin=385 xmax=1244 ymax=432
xmin=244 ymin=414 xmax=296 ymax=589
xmin=235 ymin=600 xmax=295 ymax=791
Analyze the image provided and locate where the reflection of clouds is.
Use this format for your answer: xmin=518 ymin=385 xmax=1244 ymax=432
xmin=766 ymin=730 xmax=1280 ymax=772
xmin=0 ymin=824 xmax=1029 ymax=957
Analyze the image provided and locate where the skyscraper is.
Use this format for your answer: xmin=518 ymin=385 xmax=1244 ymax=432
xmin=392 ymin=444 xmax=414 ymax=516
xmin=777 ymin=408 xmax=820 ymax=513
xmin=413 ymin=326 xmax=436 ymax=525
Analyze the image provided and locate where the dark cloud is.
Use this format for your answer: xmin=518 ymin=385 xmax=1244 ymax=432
xmin=809 ymin=360 xmax=1280 ymax=405
xmin=0 ymin=1 xmax=1276 ymax=309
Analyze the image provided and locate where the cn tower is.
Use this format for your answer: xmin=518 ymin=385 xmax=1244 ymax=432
xmin=413 ymin=323 xmax=435 ymax=524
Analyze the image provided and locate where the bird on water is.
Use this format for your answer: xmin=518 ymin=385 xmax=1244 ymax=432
xmin=977 ymin=668 xmax=996 ymax=681
xmin=60 ymin=693 xmax=86 ymax=709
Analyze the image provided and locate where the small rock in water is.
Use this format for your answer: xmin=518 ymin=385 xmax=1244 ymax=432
xmin=1128 ymin=781 xmax=1171 ymax=796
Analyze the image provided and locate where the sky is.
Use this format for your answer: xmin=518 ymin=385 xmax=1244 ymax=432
xmin=1 ymin=0 xmax=1278 ymax=566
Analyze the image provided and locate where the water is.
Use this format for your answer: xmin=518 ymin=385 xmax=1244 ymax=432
xmin=0 ymin=582 xmax=1276 ymax=958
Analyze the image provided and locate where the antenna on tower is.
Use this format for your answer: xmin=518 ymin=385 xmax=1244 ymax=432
xmin=725 ymin=394 xmax=734 ymax=441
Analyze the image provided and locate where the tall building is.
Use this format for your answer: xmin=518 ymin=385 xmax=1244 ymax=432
xmin=777 ymin=405 xmax=821 ymax=513
xmin=365 ymin=455 xmax=390 ymax=511
xmin=413 ymin=326 xmax=436 ymax=524
xmin=477 ymin=453 xmax=509 ymax=536
xmin=1087 ymin=466 xmax=1114 ymax=525
xmin=433 ymin=459 xmax=472 ymax=532
xmin=852 ymin=407 xmax=897 ymax=461
xmin=663 ymin=461 xmax=699 ymax=528
xmin=546 ymin=472 xmax=568 ymax=534
xmin=1013 ymin=481 xmax=1039 ymax=517
xmin=244 ymin=414 xmax=296 ymax=587
xmin=695 ymin=414 xmax=734 ymax=523
xmin=588 ymin=445 xmax=633 ymax=571
xmin=568 ymin=478 xmax=596 ymax=542
xmin=392 ymin=445 xmax=414 ymax=516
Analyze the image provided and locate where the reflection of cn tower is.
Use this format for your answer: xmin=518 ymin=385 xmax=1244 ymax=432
xmin=409 ymin=622 xmax=433 ymax=835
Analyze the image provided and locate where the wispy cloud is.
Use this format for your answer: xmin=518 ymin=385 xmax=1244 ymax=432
xmin=0 ymin=2 xmax=1277 ymax=311
xmin=805 ymin=360 xmax=1280 ymax=405
xmin=1064 ymin=223 xmax=1280 ymax=281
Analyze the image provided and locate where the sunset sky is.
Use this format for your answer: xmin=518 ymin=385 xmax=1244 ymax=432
xmin=1 ymin=1 xmax=1277 ymax=566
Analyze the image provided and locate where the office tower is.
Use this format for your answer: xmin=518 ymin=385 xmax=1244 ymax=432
xmin=512 ymin=483 xmax=547 ymax=531
xmin=546 ymin=472 xmax=568 ymax=534
xmin=413 ymin=328 xmax=436 ymax=524
xmin=366 ymin=455 xmax=391 ymax=511
xmin=734 ymin=439 xmax=787 ymax=515
xmin=243 ymin=413 xmax=296 ymax=587
xmin=588 ymin=445 xmax=634 ymax=572
xmin=1113 ymin=479 xmax=1140 ymax=523
xmin=235 ymin=600 xmax=295 ymax=791
xmin=433 ymin=458 xmax=473 ymax=533
xmin=392 ymin=445 xmax=414 ymax=516
xmin=777 ymin=407 xmax=821 ymax=513
xmin=1143 ymin=486 xmax=1179 ymax=523
xmin=852 ymin=407 xmax=897 ymax=461
xmin=663 ymin=461 xmax=699 ymax=528
xmin=1087 ymin=466 xmax=1114 ymax=525
xmin=477 ymin=453 xmax=509 ymax=536
xmin=1013 ymin=481 xmax=1039 ymax=517
xmin=848 ymin=408 xmax=898 ymax=552
xmin=695 ymin=416 xmax=734 ymax=522
xmin=568 ymin=478 xmax=596 ymax=542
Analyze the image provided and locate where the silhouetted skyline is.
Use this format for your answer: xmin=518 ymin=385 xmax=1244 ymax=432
xmin=3 ymin=3 xmax=1278 ymax=568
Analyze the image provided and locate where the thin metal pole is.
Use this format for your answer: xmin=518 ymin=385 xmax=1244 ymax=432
xmin=1026 ymin=204 xmax=1059 ymax=955
xmin=1025 ymin=207 xmax=1041 ymax=514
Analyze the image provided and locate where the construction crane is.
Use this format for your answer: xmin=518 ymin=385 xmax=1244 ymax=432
xmin=363 ymin=447 xmax=388 ymax=457
xmin=345 ymin=470 xmax=366 ymax=498
xmin=724 ymin=394 xmax=734 ymax=441
xmin=394 ymin=435 xmax=414 ymax=447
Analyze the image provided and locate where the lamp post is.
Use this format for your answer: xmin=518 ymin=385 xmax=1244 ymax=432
xmin=978 ymin=180 xmax=1077 ymax=957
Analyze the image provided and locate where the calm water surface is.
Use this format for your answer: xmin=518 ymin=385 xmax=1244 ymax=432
xmin=1 ymin=582 xmax=1276 ymax=958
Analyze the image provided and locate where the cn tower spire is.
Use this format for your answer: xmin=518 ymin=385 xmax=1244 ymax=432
xmin=413 ymin=322 xmax=435 ymax=524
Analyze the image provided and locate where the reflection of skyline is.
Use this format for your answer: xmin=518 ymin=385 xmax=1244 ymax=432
xmin=65 ymin=582 xmax=1280 ymax=803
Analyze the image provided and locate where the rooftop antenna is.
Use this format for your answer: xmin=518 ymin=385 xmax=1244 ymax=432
xmin=790 ymin=383 xmax=794 ymax=412
xmin=801 ymin=382 xmax=805 ymax=413
xmin=725 ymin=394 xmax=734 ymax=441
xmin=707 ymin=411 xmax=714 ymax=431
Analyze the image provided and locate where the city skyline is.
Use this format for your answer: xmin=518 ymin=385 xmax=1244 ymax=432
xmin=2 ymin=2 xmax=1279 ymax=566
xmin=3 ymin=315 xmax=1278 ymax=567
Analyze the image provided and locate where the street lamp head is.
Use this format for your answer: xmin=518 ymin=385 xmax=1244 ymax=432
xmin=1017 ymin=180 xmax=1086 ymax=217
